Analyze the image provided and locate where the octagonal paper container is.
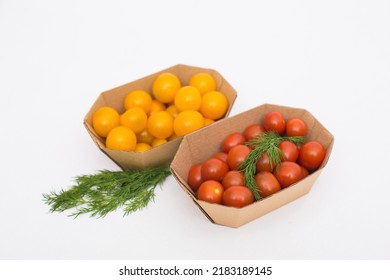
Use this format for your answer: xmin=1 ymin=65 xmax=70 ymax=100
xmin=84 ymin=64 xmax=237 ymax=170
xmin=170 ymin=103 xmax=334 ymax=228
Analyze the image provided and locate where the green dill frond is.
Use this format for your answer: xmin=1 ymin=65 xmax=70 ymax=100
xmin=43 ymin=165 xmax=171 ymax=218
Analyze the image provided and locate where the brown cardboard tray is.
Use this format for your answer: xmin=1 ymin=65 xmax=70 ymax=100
xmin=84 ymin=64 xmax=237 ymax=170
xmin=170 ymin=103 xmax=334 ymax=228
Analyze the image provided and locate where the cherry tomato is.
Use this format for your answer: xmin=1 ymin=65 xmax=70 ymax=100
xmin=201 ymin=158 xmax=229 ymax=181
xmin=222 ymin=170 xmax=245 ymax=189
xmin=286 ymin=118 xmax=307 ymax=137
xmin=263 ymin=111 xmax=285 ymax=134
xmin=187 ymin=163 xmax=203 ymax=192
xmin=278 ymin=141 xmax=299 ymax=162
xmin=222 ymin=132 xmax=246 ymax=153
xmin=197 ymin=180 xmax=224 ymax=204
xmin=300 ymin=165 xmax=309 ymax=179
xmin=213 ymin=152 xmax=228 ymax=163
xmin=243 ymin=124 xmax=265 ymax=141
xmin=256 ymin=152 xmax=273 ymax=172
xmin=222 ymin=186 xmax=254 ymax=208
xmin=227 ymin=144 xmax=251 ymax=170
xmin=274 ymin=161 xmax=304 ymax=188
xmin=254 ymin=171 xmax=281 ymax=197
xmin=298 ymin=141 xmax=326 ymax=171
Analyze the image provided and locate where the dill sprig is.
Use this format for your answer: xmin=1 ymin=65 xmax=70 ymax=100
xmin=43 ymin=165 xmax=171 ymax=218
xmin=239 ymin=131 xmax=305 ymax=201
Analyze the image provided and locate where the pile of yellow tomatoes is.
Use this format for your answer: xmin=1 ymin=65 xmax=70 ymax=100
xmin=92 ymin=72 xmax=229 ymax=152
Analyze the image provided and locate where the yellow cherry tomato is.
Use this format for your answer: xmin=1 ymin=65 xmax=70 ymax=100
xmin=134 ymin=143 xmax=152 ymax=152
xmin=136 ymin=129 xmax=154 ymax=145
xmin=106 ymin=126 xmax=136 ymax=151
xmin=168 ymin=133 xmax=180 ymax=141
xmin=204 ymin=118 xmax=215 ymax=126
xmin=174 ymin=86 xmax=201 ymax=112
xmin=174 ymin=111 xmax=204 ymax=137
xmin=124 ymin=90 xmax=152 ymax=114
xmin=152 ymin=138 xmax=167 ymax=148
xmin=149 ymin=100 xmax=166 ymax=116
xmin=200 ymin=91 xmax=228 ymax=120
xmin=166 ymin=104 xmax=180 ymax=118
xmin=92 ymin=106 xmax=120 ymax=138
xmin=152 ymin=73 xmax=181 ymax=103
xmin=120 ymin=107 xmax=148 ymax=134
xmin=189 ymin=73 xmax=217 ymax=95
xmin=147 ymin=111 xmax=174 ymax=139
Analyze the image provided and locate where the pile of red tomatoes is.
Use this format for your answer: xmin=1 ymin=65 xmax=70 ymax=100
xmin=187 ymin=111 xmax=326 ymax=208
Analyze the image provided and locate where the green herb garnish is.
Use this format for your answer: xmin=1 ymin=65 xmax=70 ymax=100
xmin=43 ymin=165 xmax=171 ymax=218
xmin=239 ymin=131 xmax=305 ymax=201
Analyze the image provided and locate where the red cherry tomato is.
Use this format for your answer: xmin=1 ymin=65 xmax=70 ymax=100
xmin=227 ymin=144 xmax=251 ymax=170
xmin=256 ymin=152 xmax=273 ymax=172
xmin=274 ymin=161 xmax=304 ymax=188
xmin=300 ymin=165 xmax=309 ymax=179
xmin=222 ymin=170 xmax=245 ymax=189
xmin=254 ymin=171 xmax=281 ymax=197
xmin=187 ymin=163 xmax=203 ymax=192
xmin=278 ymin=141 xmax=299 ymax=162
xmin=197 ymin=180 xmax=224 ymax=204
xmin=298 ymin=141 xmax=326 ymax=171
xmin=222 ymin=186 xmax=254 ymax=208
xmin=286 ymin=118 xmax=307 ymax=137
xmin=201 ymin=158 xmax=229 ymax=181
xmin=263 ymin=111 xmax=285 ymax=134
xmin=213 ymin=152 xmax=228 ymax=163
xmin=243 ymin=124 xmax=265 ymax=141
xmin=221 ymin=132 xmax=246 ymax=153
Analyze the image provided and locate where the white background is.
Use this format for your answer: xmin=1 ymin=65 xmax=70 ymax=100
xmin=1 ymin=0 xmax=389 ymax=260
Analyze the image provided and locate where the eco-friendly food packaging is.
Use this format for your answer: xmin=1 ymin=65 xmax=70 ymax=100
xmin=170 ymin=103 xmax=334 ymax=228
xmin=84 ymin=64 xmax=237 ymax=170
